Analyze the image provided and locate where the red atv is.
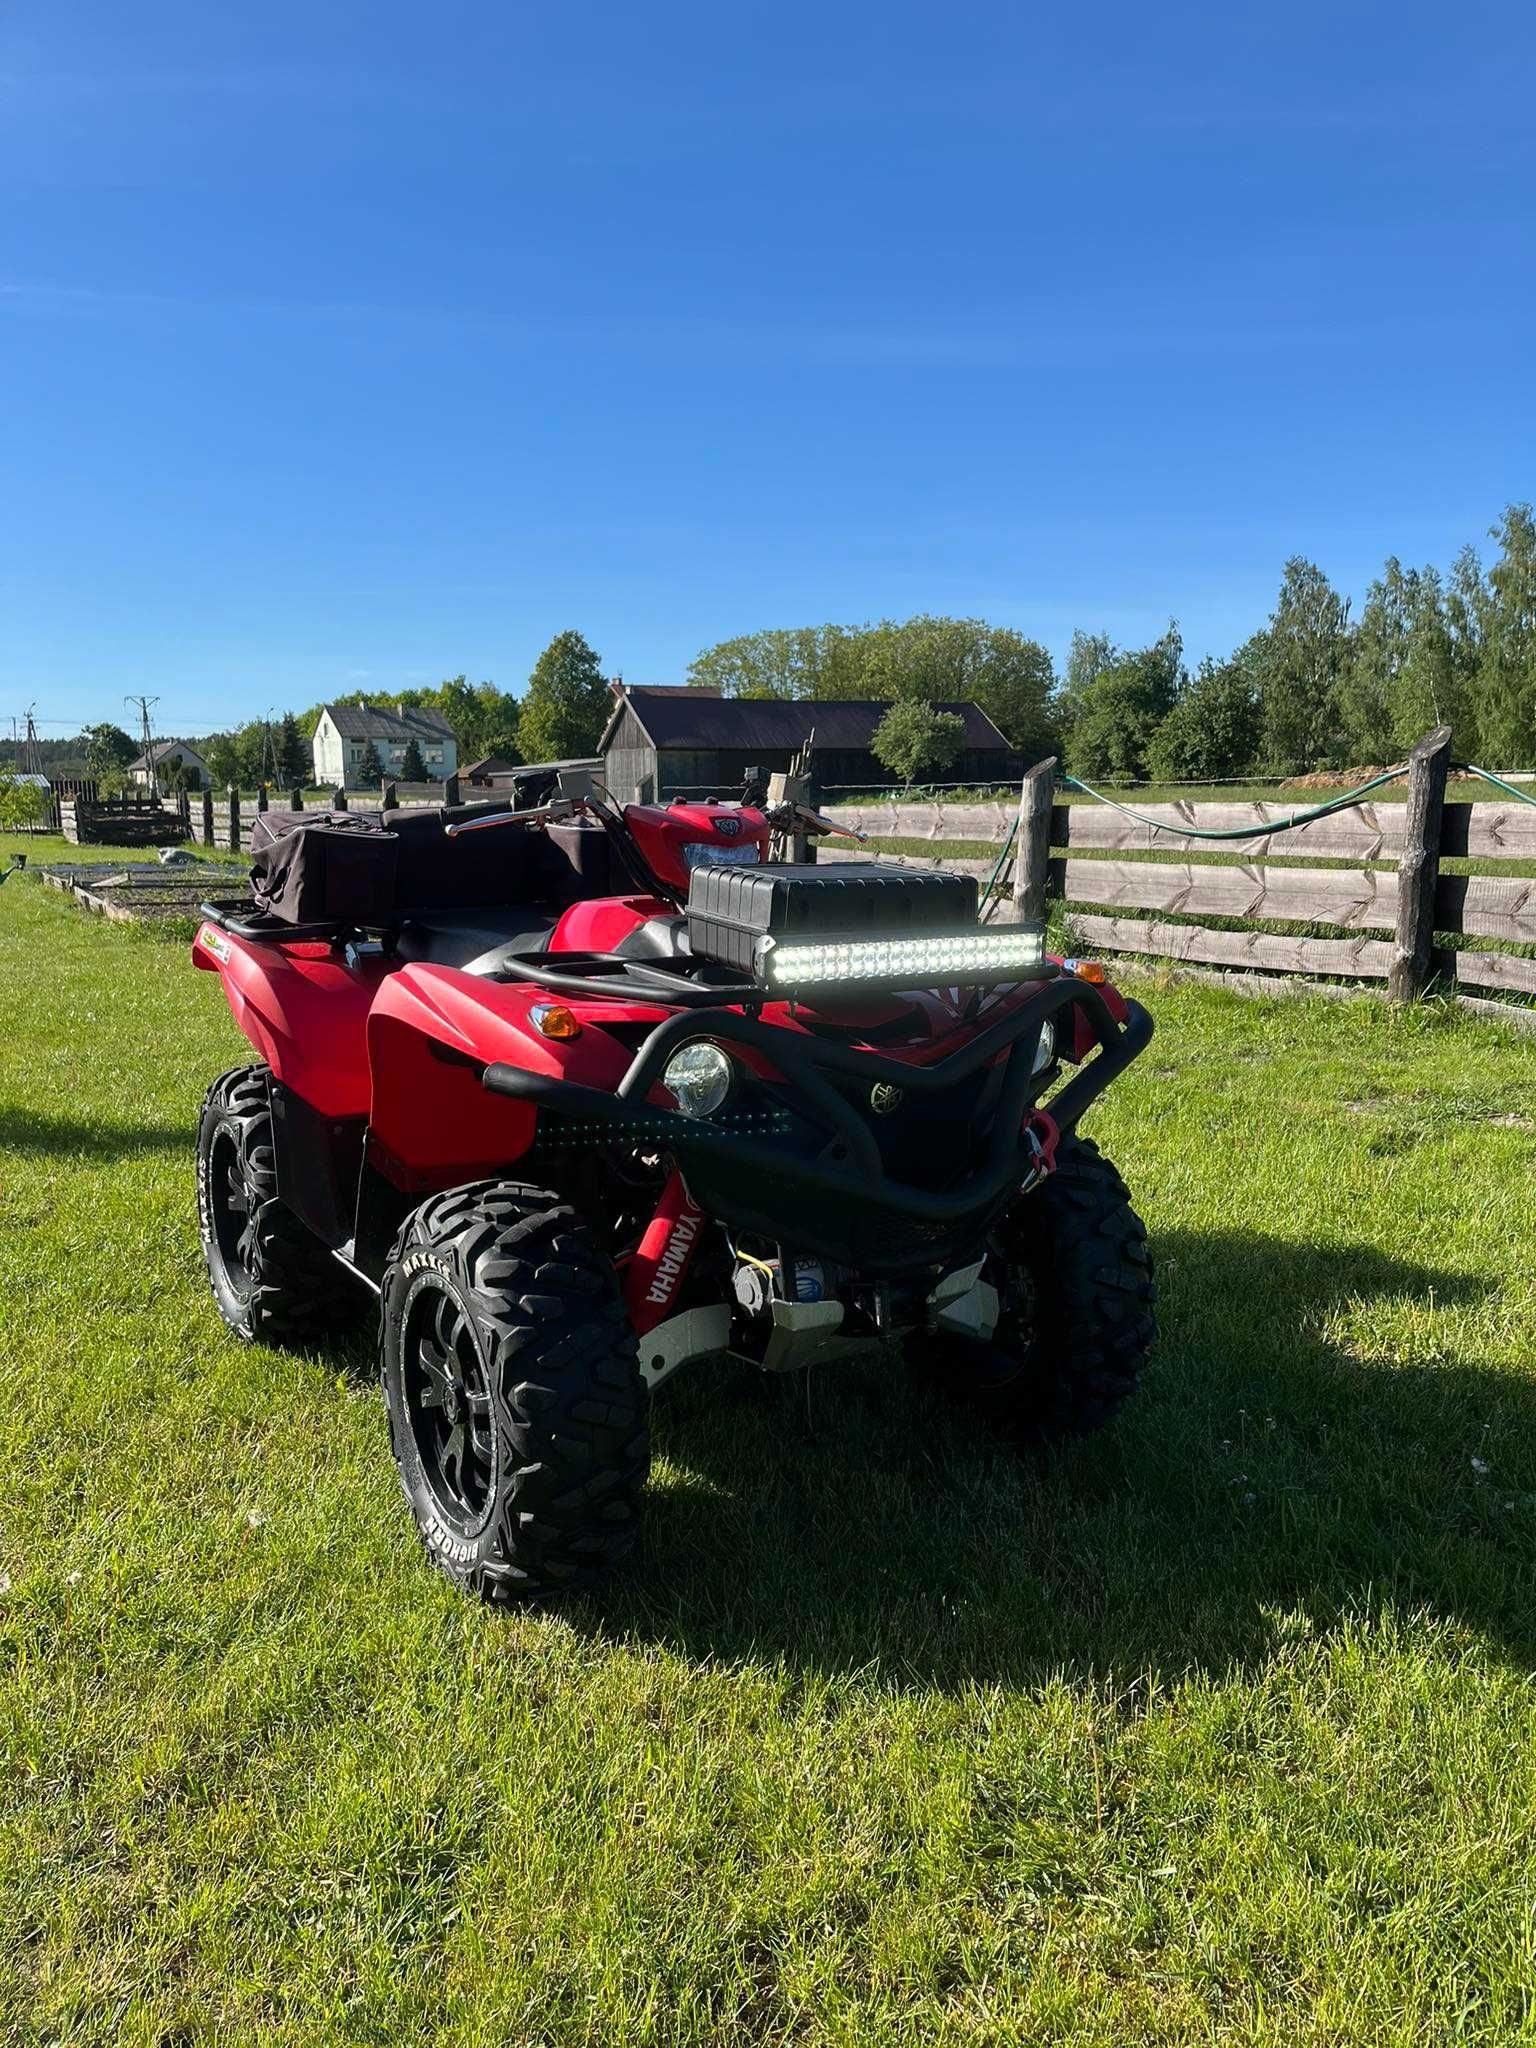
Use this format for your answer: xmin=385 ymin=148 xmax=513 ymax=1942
xmin=192 ymin=777 xmax=1155 ymax=1599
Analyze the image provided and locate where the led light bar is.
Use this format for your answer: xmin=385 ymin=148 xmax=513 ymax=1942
xmin=685 ymin=860 xmax=1034 ymax=989
xmin=763 ymin=926 xmax=1045 ymax=988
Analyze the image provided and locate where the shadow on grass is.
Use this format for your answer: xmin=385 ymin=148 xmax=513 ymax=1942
xmin=578 ymin=1230 xmax=1534 ymax=1687
xmin=0 ymin=1105 xmax=189 ymax=1159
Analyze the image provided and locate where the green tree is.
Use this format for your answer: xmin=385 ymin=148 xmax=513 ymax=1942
xmin=399 ymin=738 xmax=428 ymax=782
xmin=0 ymin=772 xmax=49 ymax=829
xmin=685 ymin=616 xmax=1057 ymax=751
xmin=1069 ymin=627 xmax=1184 ymax=781
xmin=1054 ymin=630 xmax=1117 ymax=747
xmin=686 ymin=625 xmax=864 ymax=699
xmin=1338 ymin=558 xmax=1468 ymax=760
xmin=1339 ymin=559 xmax=1409 ymax=760
xmin=1145 ymin=653 xmax=1262 ymax=782
xmin=870 ymin=701 xmax=967 ymax=786
xmin=277 ymin=712 xmax=308 ymax=789
xmin=81 ymin=722 xmax=137 ymax=776
xmin=1396 ymin=567 xmax=1464 ymax=751
xmin=204 ymin=735 xmax=241 ymax=788
xmin=1251 ymin=558 xmax=1352 ymax=771
xmin=517 ymin=631 xmax=611 ymax=763
xmin=857 ymin=616 xmax=1057 ymax=753
xmin=1469 ymin=504 xmax=1536 ymax=766
xmin=235 ymin=719 xmax=275 ymax=789
xmin=1446 ymin=544 xmax=1487 ymax=739
xmin=426 ymin=675 xmax=520 ymax=758
xmin=358 ymin=741 xmax=384 ymax=783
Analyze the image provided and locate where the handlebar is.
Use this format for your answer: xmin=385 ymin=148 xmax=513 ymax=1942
xmin=443 ymin=798 xmax=579 ymax=838
xmin=784 ymin=803 xmax=867 ymax=842
xmin=441 ymin=792 xmax=867 ymax=847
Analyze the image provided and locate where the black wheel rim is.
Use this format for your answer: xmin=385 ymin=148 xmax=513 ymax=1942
xmin=403 ymin=1284 xmax=496 ymax=1534
xmin=209 ymin=1126 xmax=257 ymax=1296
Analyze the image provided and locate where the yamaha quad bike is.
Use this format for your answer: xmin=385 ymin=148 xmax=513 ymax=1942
xmin=192 ymin=776 xmax=1155 ymax=1599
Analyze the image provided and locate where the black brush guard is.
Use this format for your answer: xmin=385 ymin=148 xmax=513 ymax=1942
xmin=482 ymin=977 xmax=1152 ymax=1273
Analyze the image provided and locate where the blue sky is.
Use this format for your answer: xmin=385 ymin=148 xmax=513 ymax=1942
xmin=2 ymin=1 xmax=1532 ymax=738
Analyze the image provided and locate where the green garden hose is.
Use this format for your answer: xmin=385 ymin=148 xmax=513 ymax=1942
xmin=1457 ymin=764 xmax=1536 ymax=809
xmin=926 ymin=759 xmax=1536 ymax=926
xmin=1057 ymin=765 xmax=1414 ymax=840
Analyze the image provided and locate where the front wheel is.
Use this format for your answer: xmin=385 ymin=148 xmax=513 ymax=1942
xmin=927 ymin=1136 xmax=1156 ymax=1441
xmin=380 ymin=1181 xmax=649 ymax=1601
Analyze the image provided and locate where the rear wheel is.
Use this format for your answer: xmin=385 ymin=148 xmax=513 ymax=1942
xmin=197 ymin=1065 xmax=350 ymax=1345
xmin=380 ymin=1181 xmax=649 ymax=1600
xmin=930 ymin=1136 xmax=1156 ymax=1440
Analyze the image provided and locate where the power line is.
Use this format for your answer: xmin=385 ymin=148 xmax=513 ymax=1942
xmin=125 ymin=694 xmax=160 ymax=784
xmin=3 ymin=709 xmax=296 ymax=729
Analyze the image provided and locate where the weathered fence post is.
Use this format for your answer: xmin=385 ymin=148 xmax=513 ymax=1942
xmin=201 ymin=787 xmax=215 ymax=847
xmin=381 ymin=780 xmax=398 ymax=813
xmin=255 ymin=783 xmax=269 ymax=815
xmin=1388 ymin=726 xmax=1453 ymax=1004
xmin=445 ymin=772 xmax=461 ymax=808
xmin=177 ymin=788 xmax=192 ymax=833
xmin=1012 ymin=757 xmax=1057 ymax=925
xmin=333 ymin=785 xmax=348 ymax=812
xmin=227 ymin=785 xmax=241 ymax=852
xmin=289 ymin=785 xmax=303 ymax=812
xmin=802 ymin=746 xmax=821 ymax=864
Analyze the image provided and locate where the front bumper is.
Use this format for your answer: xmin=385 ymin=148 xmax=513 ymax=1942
xmin=481 ymin=979 xmax=1153 ymax=1273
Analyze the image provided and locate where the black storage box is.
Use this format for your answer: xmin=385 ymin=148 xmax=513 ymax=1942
xmin=687 ymin=861 xmax=980 ymax=977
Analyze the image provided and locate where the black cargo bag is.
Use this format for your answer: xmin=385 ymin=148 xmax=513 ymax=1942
xmin=249 ymin=811 xmax=400 ymax=924
xmin=248 ymin=803 xmax=549 ymax=925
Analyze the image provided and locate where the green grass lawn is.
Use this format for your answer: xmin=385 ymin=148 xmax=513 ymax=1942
xmin=3 ymin=848 xmax=1536 ymax=2044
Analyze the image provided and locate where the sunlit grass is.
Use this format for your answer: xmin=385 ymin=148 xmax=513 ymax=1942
xmin=2 ymin=861 xmax=1535 ymax=2042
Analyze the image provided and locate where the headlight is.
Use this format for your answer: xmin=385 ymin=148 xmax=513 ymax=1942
xmin=662 ymin=1042 xmax=733 ymax=1118
xmin=1031 ymin=1019 xmax=1056 ymax=1074
xmin=764 ymin=925 xmax=1045 ymax=988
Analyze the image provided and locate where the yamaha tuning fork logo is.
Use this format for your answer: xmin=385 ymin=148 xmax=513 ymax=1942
xmin=712 ymin=814 xmax=742 ymax=836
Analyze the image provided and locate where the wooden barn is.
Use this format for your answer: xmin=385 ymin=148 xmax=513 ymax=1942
xmin=598 ymin=685 xmax=1016 ymax=802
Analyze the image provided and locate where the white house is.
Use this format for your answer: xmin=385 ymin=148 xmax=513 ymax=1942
xmin=311 ymin=701 xmax=459 ymax=788
xmin=129 ymin=741 xmax=211 ymax=789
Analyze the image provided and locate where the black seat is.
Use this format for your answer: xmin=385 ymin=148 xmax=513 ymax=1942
xmin=394 ymin=904 xmax=557 ymax=974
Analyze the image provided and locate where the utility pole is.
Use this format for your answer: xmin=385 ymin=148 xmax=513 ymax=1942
xmin=125 ymin=694 xmax=161 ymax=789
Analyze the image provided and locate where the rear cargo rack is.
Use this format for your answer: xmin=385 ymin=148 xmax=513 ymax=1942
xmin=198 ymin=899 xmax=366 ymax=946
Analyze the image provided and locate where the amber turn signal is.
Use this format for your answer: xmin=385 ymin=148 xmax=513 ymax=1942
xmin=1064 ymin=958 xmax=1109 ymax=984
xmin=530 ymin=1003 xmax=582 ymax=1040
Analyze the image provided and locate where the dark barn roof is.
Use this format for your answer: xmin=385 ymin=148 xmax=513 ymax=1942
xmin=605 ymin=687 xmax=1010 ymax=754
xmin=321 ymin=701 xmax=456 ymax=742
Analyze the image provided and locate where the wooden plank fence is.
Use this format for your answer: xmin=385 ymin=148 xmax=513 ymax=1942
xmin=820 ymin=726 xmax=1536 ymax=1026
xmin=198 ymin=777 xmax=465 ymax=851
